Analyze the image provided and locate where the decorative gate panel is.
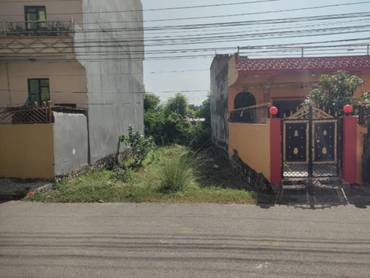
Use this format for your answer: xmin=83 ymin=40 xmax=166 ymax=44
xmin=283 ymin=121 xmax=309 ymax=177
xmin=283 ymin=106 xmax=341 ymax=179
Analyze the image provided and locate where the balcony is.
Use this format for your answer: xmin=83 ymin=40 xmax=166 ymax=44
xmin=229 ymin=103 xmax=270 ymax=124
xmin=0 ymin=20 xmax=74 ymax=37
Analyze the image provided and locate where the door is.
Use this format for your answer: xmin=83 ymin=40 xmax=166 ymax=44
xmin=28 ymin=79 xmax=50 ymax=105
xmin=25 ymin=6 xmax=47 ymax=31
xmin=282 ymin=106 xmax=340 ymax=178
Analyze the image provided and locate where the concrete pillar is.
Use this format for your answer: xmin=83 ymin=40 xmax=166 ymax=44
xmin=270 ymin=118 xmax=282 ymax=186
xmin=343 ymin=116 xmax=357 ymax=184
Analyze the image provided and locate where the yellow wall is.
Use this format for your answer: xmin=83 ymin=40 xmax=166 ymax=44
xmin=0 ymin=62 xmax=88 ymax=108
xmin=228 ymin=122 xmax=271 ymax=180
xmin=0 ymin=124 xmax=54 ymax=179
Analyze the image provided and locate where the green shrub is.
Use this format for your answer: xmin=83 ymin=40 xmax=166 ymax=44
xmin=158 ymin=157 xmax=194 ymax=193
xmin=188 ymin=123 xmax=212 ymax=149
xmin=143 ymin=93 xmax=212 ymax=148
xmin=112 ymin=167 xmax=133 ymax=183
xmin=119 ymin=126 xmax=155 ymax=170
xmin=307 ymin=71 xmax=363 ymax=114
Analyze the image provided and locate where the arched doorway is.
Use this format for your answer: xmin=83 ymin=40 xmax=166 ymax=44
xmin=234 ymin=92 xmax=256 ymax=109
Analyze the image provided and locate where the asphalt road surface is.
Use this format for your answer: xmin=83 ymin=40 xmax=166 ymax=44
xmin=0 ymin=202 xmax=370 ymax=278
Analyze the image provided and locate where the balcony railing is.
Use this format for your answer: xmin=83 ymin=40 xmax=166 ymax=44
xmin=0 ymin=104 xmax=88 ymax=124
xmin=0 ymin=104 xmax=52 ymax=124
xmin=229 ymin=103 xmax=270 ymax=124
xmin=0 ymin=20 xmax=74 ymax=36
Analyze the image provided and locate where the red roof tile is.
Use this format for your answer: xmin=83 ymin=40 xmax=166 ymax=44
xmin=236 ymin=55 xmax=370 ymax=73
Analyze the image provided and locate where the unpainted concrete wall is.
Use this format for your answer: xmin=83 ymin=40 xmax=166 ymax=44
xmin=0 ymin=124 xmax=54 ymax=179
xmin=210 ymin=55 xmax=230 ymax=151
xmin=228 ymin=122 xmax=271 ymax=181
xmin=53 ymin=112 xmax=88 ymax=176
xmin=75 ymin=0 xmax=144 ymax=163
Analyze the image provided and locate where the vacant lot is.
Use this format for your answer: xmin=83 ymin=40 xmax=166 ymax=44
xmin=32 ymin=145 xmax=259 ymax=204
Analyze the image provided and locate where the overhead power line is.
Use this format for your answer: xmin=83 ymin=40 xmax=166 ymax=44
xmin=4 ymin=11 xmax=370 ymax=36
xmin=78 ymin=1 xmax=370 ymax=25
xmin=4 ymin=22 xmax=370 ymax=52
xmin=5 ymin=17 xmax=369 ymax=50
xmin=0 ymin=0 xmax=279 ymax=16
xmin=12 ymin=12 xmax=370 ymax=35
xmin=3 ymin=48 xmax=370 ymax=62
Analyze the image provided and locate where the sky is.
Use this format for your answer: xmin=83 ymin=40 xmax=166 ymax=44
xmin=142 ymin=0 xmax=370 ymax=105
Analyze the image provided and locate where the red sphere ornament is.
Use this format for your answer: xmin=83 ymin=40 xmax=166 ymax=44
xmin=269 ymin=106 xmax=279 ymax=116
xmin=343 ymin=104 xmax=353 ymax=114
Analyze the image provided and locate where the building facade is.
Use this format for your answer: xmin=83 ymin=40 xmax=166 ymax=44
xmin=0 ymin=0 xmax=144 ymax=178
xmin=210 ymin=54 xmax=370 ymax=186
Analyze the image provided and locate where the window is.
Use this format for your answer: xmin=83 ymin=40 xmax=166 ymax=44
xmin=273 ymin=99 xmax=304 ymax=118
xmin=234 ymin=92 xmax=256 ymax=109
xmin=25 ymin=6 xmax=47 ymax=30
xmin=28 ymin=79 xmax=50 ymax=105
xmin=230 ymin=92 xmax=258 ymax=123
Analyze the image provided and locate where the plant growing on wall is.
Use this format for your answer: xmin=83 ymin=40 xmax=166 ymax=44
xmin=307 ymin=71 xmax=363 ymax=113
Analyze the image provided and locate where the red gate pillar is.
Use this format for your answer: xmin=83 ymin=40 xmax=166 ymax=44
xmin=343 ymin=115 xmax=357 ymax=184
xmin=270 ymin=118 xmax=282 ymax=186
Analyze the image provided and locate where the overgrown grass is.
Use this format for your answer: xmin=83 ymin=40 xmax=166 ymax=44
xmin=158 ymin=155 xmax=193 ymax=193
xmin=32 ymin=145 xmax=257 ymax=204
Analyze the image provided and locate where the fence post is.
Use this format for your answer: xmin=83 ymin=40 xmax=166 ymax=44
xmin=270 ymin=118 xmax=282 ymax=186
xmin=343 ymin=115 xmax=357 ymax=184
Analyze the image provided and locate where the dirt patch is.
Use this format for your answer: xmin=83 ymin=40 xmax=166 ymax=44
xmin=0 ymin=179 xmax=51 ymax=201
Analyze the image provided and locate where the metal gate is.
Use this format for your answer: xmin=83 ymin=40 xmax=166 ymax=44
xmin=364 ymin=124 xmax=370 ymax=183
xmin=282 ymin=106 xmax=341 ymax=179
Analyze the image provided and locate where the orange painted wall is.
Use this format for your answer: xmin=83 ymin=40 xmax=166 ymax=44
xmin=228 ymin=122 xmax=271 ymax=181
xmin=228 ymin=70 xmax=370 ymax=112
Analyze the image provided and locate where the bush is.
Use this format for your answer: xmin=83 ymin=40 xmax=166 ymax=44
xmin=112 ymin=167 xmax=133 ymax=183
xmin=158 ymin=157 xmax=194 ymax=193
xmin=307 ymin=71 xmax=363 ymax=114
xmin=119 ymin=127 xmax=155 ymax=170
xmin=188 ymin=123 xmax=212 ymax=149
xmin=143 ymin=93 xmax=212 ymax=148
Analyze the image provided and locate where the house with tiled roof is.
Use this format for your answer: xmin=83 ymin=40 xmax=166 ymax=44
xmin=210 ymin=53 xmax=370 ymax=191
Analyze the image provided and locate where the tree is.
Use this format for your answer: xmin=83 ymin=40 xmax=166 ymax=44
xmin=199 ymin=97 xmax=211 ymax=127
xmin=165 ymin=93 xmax=188 ymax=117
xmin=307 ymin=71 xmax=363 ymax=113
xmin=358 ymin=92 xmax=370 ymax=107
xmin=143 ymin=92 xmax=212 ymax=148
xmin=144 ymin=93 xmax=161 ymax=111
xmin=188 ymin=96 xmax=212 ymax=149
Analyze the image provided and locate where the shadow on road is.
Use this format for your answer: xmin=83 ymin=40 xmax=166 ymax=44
xmin=256 ymin=184 xmax=370 ymax=210
xmin=345 ymin=184 xmax=370 ymax=209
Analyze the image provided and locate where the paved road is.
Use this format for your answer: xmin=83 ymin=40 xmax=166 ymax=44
xmin=0 ymin=202 xmax=370 ymax=278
